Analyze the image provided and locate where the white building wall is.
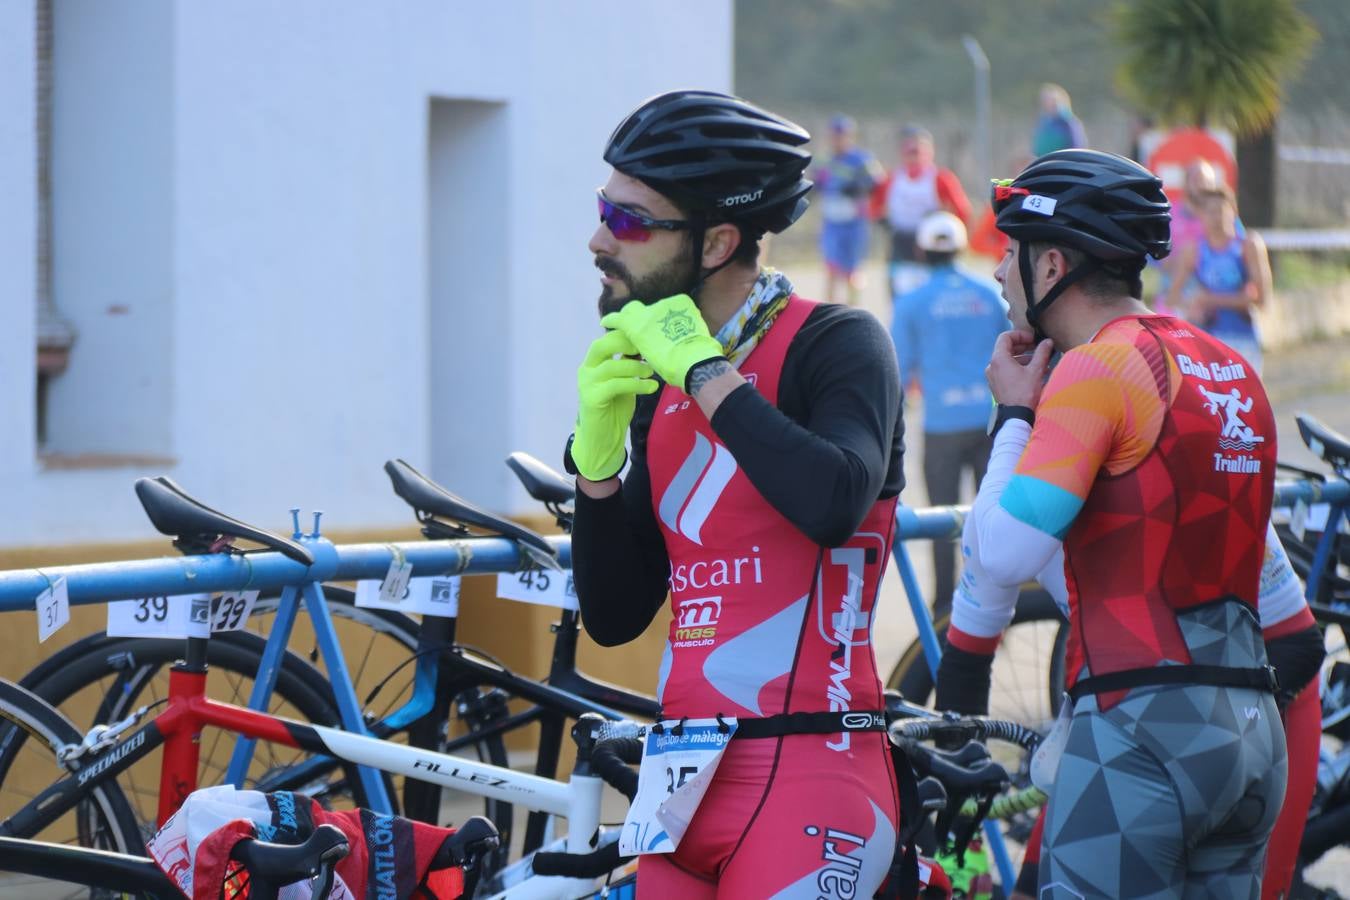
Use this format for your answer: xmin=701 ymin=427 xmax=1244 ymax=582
xmin=0 ymin=1 xmax=733 ymax=547
xmin=0 ymin=1 xmax=37 ymax=484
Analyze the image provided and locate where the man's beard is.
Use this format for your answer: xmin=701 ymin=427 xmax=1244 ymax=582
xmin=596 ymin=246 xmax=699 ymax=317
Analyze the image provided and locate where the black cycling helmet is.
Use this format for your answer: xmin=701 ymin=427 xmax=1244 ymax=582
xmin=603 ymin=89 xmax=813 ymax=237
xmin=992 ymin=149 xmax=1171 ymax=339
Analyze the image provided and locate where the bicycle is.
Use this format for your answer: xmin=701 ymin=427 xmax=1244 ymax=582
xmin=0 ymin=617 xmax=638 ymax=899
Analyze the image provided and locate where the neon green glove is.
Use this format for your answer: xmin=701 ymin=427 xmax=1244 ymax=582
xmin=599 ymin=294 xmax=724 ymax=394
xmin=571 ymin=329 xmax=658 ymax=481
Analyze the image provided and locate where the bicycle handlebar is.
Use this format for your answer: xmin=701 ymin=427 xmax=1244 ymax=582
xmin=891 ymin=715 xmax=1043 ymax=753
xmin=590 ymin=736 xmax=641 ymax=802
xmin=531 ymin=839 xmax=624 ymax=880
xmin=228 ymin=823 xmax=348 ymax=900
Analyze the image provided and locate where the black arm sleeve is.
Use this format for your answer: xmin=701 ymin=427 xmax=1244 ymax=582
xmin=934 ymin=645 xmax=994 ymax=716
xmin=572 ymin=392 xmax=671 ymax=647
xmin=709 ymin=305 xmax=904 ymax=546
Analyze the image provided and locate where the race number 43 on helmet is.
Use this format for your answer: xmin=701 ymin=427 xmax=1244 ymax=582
xmin=992 ymin=149 xmax=1171 ymax=337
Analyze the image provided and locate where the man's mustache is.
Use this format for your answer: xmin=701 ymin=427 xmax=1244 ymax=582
xmin=595 ymin=255 xmax=631 ymax=284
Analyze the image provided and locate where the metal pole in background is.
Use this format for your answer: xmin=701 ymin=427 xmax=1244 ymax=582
xmin=962 ymin=35 xmax=991 ymax=187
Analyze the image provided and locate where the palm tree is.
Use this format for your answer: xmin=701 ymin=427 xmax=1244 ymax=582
xmin=1114 ymin=0 xmax=1316 ymax=226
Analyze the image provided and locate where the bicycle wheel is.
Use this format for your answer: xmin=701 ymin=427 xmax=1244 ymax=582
xmin=13 ymin=631 xmax=368 ymax=842
xmin=0 ymin=678 xmax=144 ymax=898
xmin=248 ymin=586 xmax=514 ymax=849
xmin=245 ymin=586 xmax=422 ymax=715
xmin=888 ymin=587 xmax=1068 ymax=734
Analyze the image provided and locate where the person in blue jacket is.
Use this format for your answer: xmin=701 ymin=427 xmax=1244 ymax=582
xmin=891 ymin=211 xmax=1009 ymax=616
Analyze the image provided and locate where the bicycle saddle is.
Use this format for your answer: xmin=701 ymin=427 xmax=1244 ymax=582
xmin=134 ymin=477 xmax=315 ymax=566
xmin=229 ymin=823 xmax=348 ymax=900
xmin=383 ymin=459 xmax=559 ymax=568
xmin=505 ymin=451 xmax=575 ymax=506
xmin=1298 ymin=413 xmax=1350 ymax=470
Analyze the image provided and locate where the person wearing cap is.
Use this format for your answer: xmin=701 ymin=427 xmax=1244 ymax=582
xmin=814 ymin=114 xmax=885 ymax=305
xmin=939 ymin=149 xmax=1286 ymax=894
xmin=873 ymin=124 xmax=972 ymax=299
xmin=568 ymin=90 xmax=907 ymax=895
xmin=890 ymin=211 xmax=1008 ymax=622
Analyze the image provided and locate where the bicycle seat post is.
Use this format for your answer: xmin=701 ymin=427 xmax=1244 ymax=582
xmin=160 ymin=632 xmax=213 ymax=826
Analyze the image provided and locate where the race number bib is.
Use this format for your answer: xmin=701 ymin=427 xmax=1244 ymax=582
xmin=495 ymin=569 xmax=578 ymax=610
xmin=35 ymin=577 xmax=70 ymax=642
xmin=619 ymin=717 xmax=737 ymax=856
xmin=821 ymin=193 xmax=861 ymax=223
xmin=1030 ymin=695 xmax=1073 ymax=793
xmin=355 ymin=575 xmax=461 ymax=616
xmin=108 ymin=594 xmax=213 ymax=639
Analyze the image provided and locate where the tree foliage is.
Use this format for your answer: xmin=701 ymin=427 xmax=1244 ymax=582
xmin=1113 ymin=0 xmax=1317 ymax=135
xmin=735 ymin=0 xmax=1343 ymax=126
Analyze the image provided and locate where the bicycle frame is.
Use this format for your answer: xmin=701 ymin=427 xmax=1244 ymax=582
xmin=891 ymin=503 xmax=1018 ymax=888
xmin=0 ymin=836 xmax=180 ymax=898
xmin=1291 ymin=478 xmax=1349 ymax=609
xmin=1 ymin=649 xmax=608 ymax=900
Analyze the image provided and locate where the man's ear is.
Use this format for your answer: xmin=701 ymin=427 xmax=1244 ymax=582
xmin=1039 ymin=246 xmax=1066 ymax=287
xmin=702 ymin=223 xmax=742 ymax=270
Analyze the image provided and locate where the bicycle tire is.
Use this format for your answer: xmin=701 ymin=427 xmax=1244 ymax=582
xmin=887 ymin=587 xmax=1069 ymax=733
xmin=0 ymin=678 xmax=143 ymax=856
xmin=12 ymin=631 xmax=369 ymax=841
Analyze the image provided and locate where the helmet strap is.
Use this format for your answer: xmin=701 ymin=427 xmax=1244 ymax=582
xmin=1019 ymin=241 xmax=1101 ymax=344
xmin=683 ymin=217 xmax=742 ymax=301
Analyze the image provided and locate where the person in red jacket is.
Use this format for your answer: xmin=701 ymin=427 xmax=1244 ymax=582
xmin=872 ymin=125 xmax=971 ymax=298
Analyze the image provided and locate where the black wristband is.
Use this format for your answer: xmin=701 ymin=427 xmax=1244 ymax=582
xmin=562 ymin=433 xmax=580 ymax=476
xmin=563 ymin=433 xmax=625 ymax=481
xmin=987 ymin=403 xmax=1035 ymax=438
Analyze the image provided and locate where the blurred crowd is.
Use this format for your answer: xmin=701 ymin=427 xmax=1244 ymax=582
xmin=815 ymin=84 xmax=1269 ymax=609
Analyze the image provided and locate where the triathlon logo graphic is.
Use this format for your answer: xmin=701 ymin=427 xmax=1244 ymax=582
xmin=1198 ymin=385 xmax=1266 ymax=451
xmin=659 ymin=432 xmax=737 ymax=545
xmin=660 ymin=308 xmax=697 ymax=342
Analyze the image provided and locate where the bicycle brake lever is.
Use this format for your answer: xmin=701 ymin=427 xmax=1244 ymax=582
xmin=306 ymin=855 xmax=340 ymax=900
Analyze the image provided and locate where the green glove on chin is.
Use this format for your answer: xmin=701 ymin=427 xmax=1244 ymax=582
xmin=599 ymin=294 xmax=725 ymax=393
xmin=571 ymin=329 xmax=659 ymax=481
